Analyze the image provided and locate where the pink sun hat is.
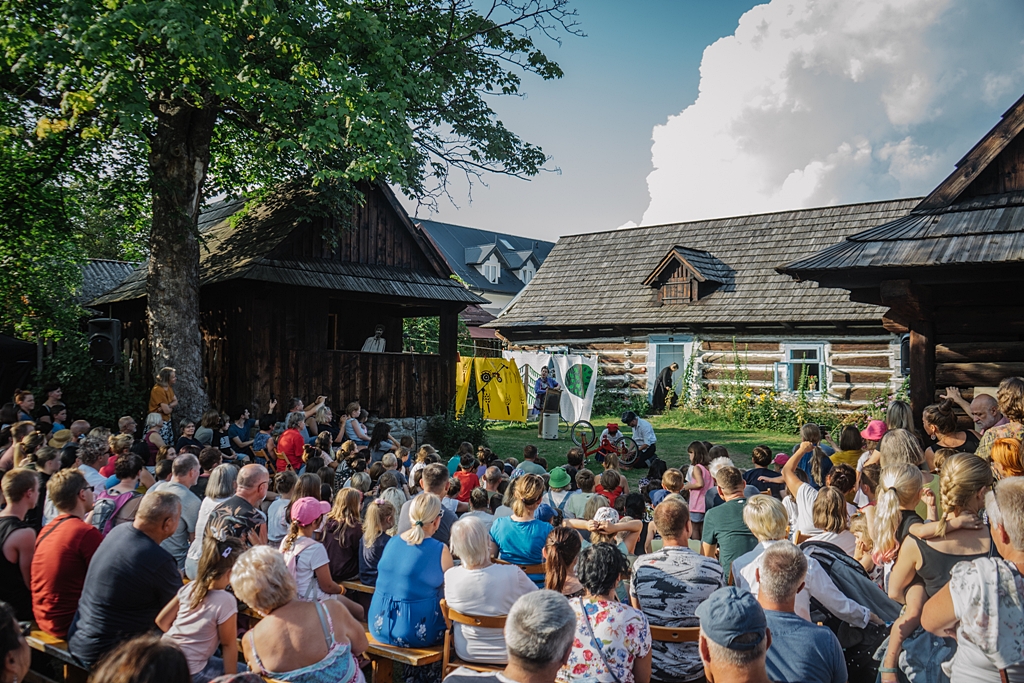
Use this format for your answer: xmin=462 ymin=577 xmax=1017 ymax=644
xmin=772 ymin=453 xmax=790 ymax=467
xmin=291 ymin=497 xmax=331 ymax=526
xmin=860 ymin=420 xmax=887 ymax=442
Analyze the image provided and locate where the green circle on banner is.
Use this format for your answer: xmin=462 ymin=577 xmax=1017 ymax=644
xmin=564 ymin=364 xmax=593 ymax=398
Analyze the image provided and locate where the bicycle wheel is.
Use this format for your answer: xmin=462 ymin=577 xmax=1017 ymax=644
xmin=617 ymin=437 xmax=639 ymax=466
xmin=570 ymin=420 xmax=596 ymax=448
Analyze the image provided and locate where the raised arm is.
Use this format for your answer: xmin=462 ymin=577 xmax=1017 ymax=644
xmin=782 ymin=443 xmax=811 ymax=498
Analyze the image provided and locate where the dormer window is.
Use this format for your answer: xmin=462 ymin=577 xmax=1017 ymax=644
xmin=643 ymin=246 xmax=730 ymax=306
xmin=519 ymin=263 xmax=535 ymax=284
xmin=659 ymin=264 xmax=696 ymax=304
xmin=483 ymin=258 xmax=500 ymax=284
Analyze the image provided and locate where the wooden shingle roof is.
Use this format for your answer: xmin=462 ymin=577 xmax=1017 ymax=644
xmin=93 ymin=185 xmax=482 ymax=306
xmin=491 ymin=198 xmax=921 ymax=330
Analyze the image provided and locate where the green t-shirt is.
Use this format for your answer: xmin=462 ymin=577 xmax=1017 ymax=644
xmin=517 ymin=460 xmax=547 ymax=476
xmin=701 ymin=497 xmax=758 ymax=579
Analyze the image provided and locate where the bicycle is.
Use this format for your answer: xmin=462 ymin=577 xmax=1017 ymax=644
xmin=569 ymin=420 xmax=639 ymax=466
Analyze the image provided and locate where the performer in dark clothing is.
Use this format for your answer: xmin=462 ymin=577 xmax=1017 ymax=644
xmin=652 ymin=362 xmax=679 ymax=412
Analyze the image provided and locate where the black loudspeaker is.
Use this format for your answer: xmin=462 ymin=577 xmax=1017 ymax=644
xmin=88 ymin=318 xmax=122 ymax=365
xmin=900 ymin=333 xmax=911 ymax=377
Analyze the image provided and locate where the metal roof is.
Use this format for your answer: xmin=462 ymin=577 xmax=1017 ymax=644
xmin=419 ymin=219 xmax=554 ymax=296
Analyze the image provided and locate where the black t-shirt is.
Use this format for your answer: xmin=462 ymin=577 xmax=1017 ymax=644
xmin=743 ymin=467 xmax=784 ymax=497
xmin=175 ymin=436 xmax=205 ymax=454
xmin=68 ymin=524 xmax=182 ymax=665
xmin=212 ymin=430 xmax=234 ymax=458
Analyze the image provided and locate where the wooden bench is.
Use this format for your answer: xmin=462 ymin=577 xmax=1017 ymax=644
xmin=439 ymin=599 xmax=505 ymax=677
xmin=365 ymin=633 xmax=443 ymax=683
xmin=649 ymin=625 xmax=700 ymax=643
xmin=27 ymin=629 xmax=89 ymax=683
xmin=341 ymin=581 xmax=376 ymax=595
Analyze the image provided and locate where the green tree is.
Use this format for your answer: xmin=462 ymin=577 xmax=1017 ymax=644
xmin=1 ymin=0 xmax=578 ymax=418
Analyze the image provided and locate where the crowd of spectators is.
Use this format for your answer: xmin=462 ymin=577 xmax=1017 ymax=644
xmin=2 ymin=372 xmax=1024 ymax=683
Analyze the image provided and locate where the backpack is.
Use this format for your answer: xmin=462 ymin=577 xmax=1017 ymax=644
xmin=91 ymin=489 xmax=140 ymax=536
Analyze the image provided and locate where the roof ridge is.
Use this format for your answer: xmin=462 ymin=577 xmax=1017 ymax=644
xmin=562 ymin=197 xmax=923 ymax=240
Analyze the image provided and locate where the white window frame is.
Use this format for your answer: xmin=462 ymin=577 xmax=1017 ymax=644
xmin=774 ymin=342 xmax=828 ymax=394
xmin=519 ymin=263 xmax=535 ymax=284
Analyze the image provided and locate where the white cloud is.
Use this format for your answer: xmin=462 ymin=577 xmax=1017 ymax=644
xmin=641 ymin=0 xmax=1024 ymax=226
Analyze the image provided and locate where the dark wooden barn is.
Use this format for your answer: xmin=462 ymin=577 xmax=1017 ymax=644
xmin=780 ymin=92 xmax=1024 ymax=425
xmin=92 ymin=182 xmax=484 ymax=418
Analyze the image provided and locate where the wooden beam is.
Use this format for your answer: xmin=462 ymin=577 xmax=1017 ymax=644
xmin=909 ymin=320 xmax=935 ymax=431
xmin=936 ymin=362 xmax=1024 ymax=386
xmin=936 ymin=342 xmax=1024 ymax=363
xmin=880 ymin=280 xmax=930 ymax=323
xmin=882 ymin=315 xmax=909 ymax=334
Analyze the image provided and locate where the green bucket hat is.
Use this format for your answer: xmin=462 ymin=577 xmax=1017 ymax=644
xmin=548 ymin=466 xmax=571 ymax=489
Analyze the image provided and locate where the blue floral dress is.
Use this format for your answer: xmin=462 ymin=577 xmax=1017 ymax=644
xmin=368 ymin=536 xmax=446 ymax=648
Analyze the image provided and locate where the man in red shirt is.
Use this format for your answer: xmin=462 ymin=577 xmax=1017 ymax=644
xmin=31 ymin=469 xmax=102 ymax=637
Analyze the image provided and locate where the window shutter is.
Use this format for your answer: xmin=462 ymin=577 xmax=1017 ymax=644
xmin=773 ymin=362 xmax=789 ymax=392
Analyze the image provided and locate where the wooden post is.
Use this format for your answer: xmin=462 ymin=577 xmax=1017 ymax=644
xmin=439 ymin=310 xmax=458 ymax=405
xmin=909 ymin=319 xmax=935 ymax=431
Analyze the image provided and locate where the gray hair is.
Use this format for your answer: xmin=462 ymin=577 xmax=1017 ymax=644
xmin=206 ymin=464 xmax=238 ymax=500
xmin=138 ymin=490 xmax=182 ymax=524
xmin=286 ymin=412 xmax=305 ymax=430
xmin=704 ymin=632 xmax=768 ymax=667
xmin=450 ymin=515 xmax=491 ymax=568
xmin=987 ymin=477 xmax=1024 ymax=551
xmin=171 ymin=453 xmax=200 ymax=478
xmin=879 ymin=429 xmax=924 ymax=469
xmin=504 ymin=590 xmax=576 ymax=671
xmin=231 ymin=545 xmax=296 ymax=612
xmin=759 ymin=541 xmax=807 ymax=603
xmin=144 ymin=412 xmax=164 ymax=430
xmin=708 ymin=456 xmax=735 ymax=479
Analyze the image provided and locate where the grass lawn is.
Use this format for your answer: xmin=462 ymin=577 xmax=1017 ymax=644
xmin=483 ymin=414 xmax=795 ymax=485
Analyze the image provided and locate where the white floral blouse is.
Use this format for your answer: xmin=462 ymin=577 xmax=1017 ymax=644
xmin=556 ymin=597 xmax=652 ymax=683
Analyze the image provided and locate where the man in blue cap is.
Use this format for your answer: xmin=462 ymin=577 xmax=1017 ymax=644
xmin=694 ymin=586 xmax=773 ymax=683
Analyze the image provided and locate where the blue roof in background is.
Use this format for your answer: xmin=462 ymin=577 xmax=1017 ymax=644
xmin=418 ymin=219 xmax=555 ymax=296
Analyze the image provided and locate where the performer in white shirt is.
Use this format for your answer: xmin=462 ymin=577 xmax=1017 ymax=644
xmin=361 ymin=324 xmax=386 ymax=352
xmin=621 ymin=410 xmax=657 ymax=468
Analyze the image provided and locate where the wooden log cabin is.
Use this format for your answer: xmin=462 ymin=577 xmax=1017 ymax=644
xmin=489 ymin=199 xmax=923 ymax=411
xmin=91 ymin=182 xmax=484 ymax=418
xmin=780 ymin=92 xmax=1024 ymax=426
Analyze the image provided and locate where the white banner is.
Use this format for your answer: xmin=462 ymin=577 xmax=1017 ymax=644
xmin=551 ymin=354 xmax=598 ymax=423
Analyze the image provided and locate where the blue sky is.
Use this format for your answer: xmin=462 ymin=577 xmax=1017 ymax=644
xmin=401 ymin=0 xmax=1024 ymax=240
xmin=400 ymin=0 xmax=763 ymax=239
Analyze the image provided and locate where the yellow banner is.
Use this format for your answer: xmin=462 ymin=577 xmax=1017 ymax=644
xmin=474 ymin=357 xmax=527 ymax=422
xmin=454 ymin=358 xmax=474 ymax=416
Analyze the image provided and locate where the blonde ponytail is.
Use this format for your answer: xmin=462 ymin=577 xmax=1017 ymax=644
xmin=871 ymin=464 xmax=923 ymax=564
xmin=282 ymin=519 xmax=301 ymax=552
xmin=400 ymin=493 xmax=441 ymax=546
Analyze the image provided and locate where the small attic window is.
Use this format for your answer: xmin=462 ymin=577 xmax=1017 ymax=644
xmin=644 ymin=246 xmax=729 ymax=306
xmin=659 ymin=264 xmax=696 ymax=305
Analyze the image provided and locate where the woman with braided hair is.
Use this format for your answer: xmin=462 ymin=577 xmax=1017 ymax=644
xmin=879 ymin=453 xmax=993 ymax=683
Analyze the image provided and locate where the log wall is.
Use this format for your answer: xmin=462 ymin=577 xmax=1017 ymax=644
xmin=509 ymin=333 xmax=903 ymax=410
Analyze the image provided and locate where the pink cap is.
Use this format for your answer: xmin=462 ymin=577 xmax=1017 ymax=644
xmin=772 ymin=453 xmax=790 ymax=467
xmin=291 ymin=497 xmax=331 ymax=526
xmin=860 ymin=420 xmax=887 ymax=441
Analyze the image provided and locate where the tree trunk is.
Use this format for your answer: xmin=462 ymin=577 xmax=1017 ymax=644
xmin=147 ymin=97 xmax=218 ymax=423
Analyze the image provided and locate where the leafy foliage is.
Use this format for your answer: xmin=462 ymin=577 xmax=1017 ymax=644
xmin=402 ymin=316 xmax=475 ymax=356
xmin=427 ymin=399 xmax=489 ymax=456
